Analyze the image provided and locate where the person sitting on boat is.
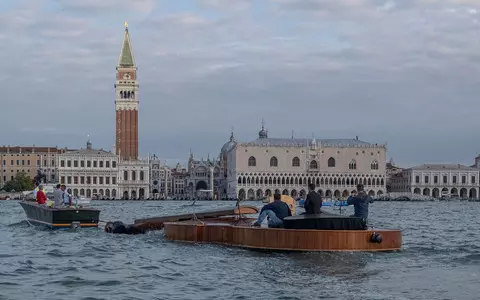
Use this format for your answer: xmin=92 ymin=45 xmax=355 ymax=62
xmin=253 ymin=192 xmax=291 ymax=228
xmin=33 ymin=182 xmax=45 ymax=202
xmin=346 ymin=184 xmax=373 ymax=220
xmin=36 ymin=184 xmax=47 ymax=206
xmin=304 ymin=183 xmax=322 ymax=214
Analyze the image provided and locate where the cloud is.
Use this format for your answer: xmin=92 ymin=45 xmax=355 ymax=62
xmin=0 ymin=0 xmax=479 ymax=167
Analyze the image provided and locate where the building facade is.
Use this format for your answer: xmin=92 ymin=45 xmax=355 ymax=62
xmin=186 ymin=152 xmax=224 ymax=199
xmin=118 ymin=158 xmax=150 ymax=199
xmin=56 ymin=139 xmax=119 ymax=199
xmin=389 ymin=164 xmax=479 ymax=199
xmin=223 ymin=125 xmax=387 ymax=200
xmin=1 ymin=146 xmax=64 ymax=187
xmin=115 ymin=23 xmax=139 ymax=161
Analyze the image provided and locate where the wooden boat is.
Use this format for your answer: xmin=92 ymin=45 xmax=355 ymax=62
xmin=155 ymin=206 xmax=402 ymax=252
xmin=19 ymin=201 xmax=100 ymax=229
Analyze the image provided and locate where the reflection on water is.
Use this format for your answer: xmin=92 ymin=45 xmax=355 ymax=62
xmin=0 ymin=200 xmax=479 ymax=300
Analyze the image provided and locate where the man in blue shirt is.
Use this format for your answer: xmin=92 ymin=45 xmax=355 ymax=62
xmin=346 ymin=184 xmax=373 ymax=220
xmin=253 ymin=192 xmax=292 ymax=228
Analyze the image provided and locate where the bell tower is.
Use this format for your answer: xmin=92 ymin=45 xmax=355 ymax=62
xmin=115 ymin=21 xmax=139 ymax=160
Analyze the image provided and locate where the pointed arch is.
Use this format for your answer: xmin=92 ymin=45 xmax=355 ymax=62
xmin=346 ymin=178 xmax=350 ymax=185
xmin=273 ymin=177 xmax=277 ymax=185
xmin=329 ymin=177 xmax=333 ymax=185
xmin=255 ymin=177 xmax=259 ymax=184
xmin=341 ymin=178 xmax=345 ymax=185
xmin=310 ymin=160 xmax=318 ymax=169
xmin=248 ymin=156 xmax=256 ymax=167
xmin=295 ymin=177 xmax=299 ymax=185
xmin=270 ymin=156 xmax=278 ymax=167
xmin=316 ymin=178 xmax=320 ymax=185
xmin=238 ymin=177 xmax=242 ymax=184
xmin=320 ymin=177 xmax=324 ymax=185
xmin=349 ymin=159 xmax=357 ymax=170
xmin=333 ymin=178 xmax=337 ymax=185
xmin=328 ymin=157 xmax=335 ymax=167
xmin=282 ymin=177 xmax=286 ymax=185
xmin=367 ymin=178 xmax=371 ymax=186
xmin=292 ymin=157 xmax=300 ymax=167
xmin=381 ymin=178 xmax=384 ymax=185
xmin=371 ymin=160 xmax=379 ymax=170
xmin=376 ymin=178 xmax=380 ymax=186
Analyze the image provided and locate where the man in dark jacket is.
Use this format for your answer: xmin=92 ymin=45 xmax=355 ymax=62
xmin=253 ymin=192 xmax=292 ymax=228
xmin=346 ymin=184 xmax=373 ymax=220
xmin=304 ymin=183 xmax=322 ymax=214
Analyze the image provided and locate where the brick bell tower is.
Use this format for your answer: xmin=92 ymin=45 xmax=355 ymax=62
xmin=115 ymin=22 xmax=139 ymax=160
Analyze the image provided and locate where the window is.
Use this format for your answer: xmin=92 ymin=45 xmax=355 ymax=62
xmin=10 ymin=160 xmax=13 ymax=165
xmin=270 ymin=157 xmax=278 ymax=167
xmin=16 ymin=160 xmax=19 ymax=165
xmin=99 ymin=161 xmax=103 ymax=168
xmin=99 ymin=177 xmax=103 ymax=184
xmin=370 ymin=160 xmax=379 ymax=170
xmin=87 ymin=161 xmax=91 ymax=168
xmin=112 ymin=161 xmax=116 ymax=168
xmin=462 ymin=176 xmax=466 ymax=184
xmin=61 ymin=176 xmax=65 ymax=184
xmin=328 ymin=157 xmax=335 ymax=167
xmin=310 ymin=160 xmax=318 ymax=169
xmin=248 ymin=156 xmax=256 ymax=167
xmin=140 ymin=171 xmax=144 ymax=181
xmin=452 ymin=176 xmax=457 ymax=184
xmin=27 ymin=160 xmax=30 ymax=166
xmin=93 ymin=161 xmax=97 ymax=168
xmin=106 ymin=177 xmax=110 ymax=184
xmin=106 ymin=161 xmax=110 ymax=168
xmin=74 ymin=176 xmax=78 ymax=184
xmin=443 ymin=176 xmax=447 ymax=184
xmin=67 ymin=160 xmax=71 ymax=167
xmin=349 ymin=160 xmax=356 ymax=170
xmin=67 ymin=176 xmax=72 ymax=184
xmin=81 ymin=161 xmax=85 ymax=168
xmin=74 ymin=160 xmax=78 ymax=167
xmin=51 ymin=160 xmax=54 ymax=166
xmin=434 ymin=176 xmax=438 ymax=184
xmin=112 ymin=177 xmax=116 ymax=184
xmin=93 ymin=177 xmax=97 ymax=184
xmin=61 ymin=160 xmax=65 ymax=167
xmin=87 ymin=176 xmax=91 ymax=184
xmin=415 ymin=176 xmax=420 ymax=183
xmin=123 ymin=171 xmax=128 ymax=181
xmin=21 ymin=160 xmax=24 ymax=166
xmin=132 ymin=171 xmax=136 ymax=181
xmin=424 ymin=176 xmax=429 ymax=184
xmin=472 ymin=176 xmax=476 ymax=184
xmin=81 ymin=176 xmax=85 ymax=184
xmin=292 ymin=157 xmax=300 ymax=167
xmin=44 ymin=160 xmax=46 ymax=166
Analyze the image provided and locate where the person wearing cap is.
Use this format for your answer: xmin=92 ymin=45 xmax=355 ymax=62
xmin=253 ymin=192 xmax=292 ymax=228
xmin=36 ymin=184 xmax=47 ymax=205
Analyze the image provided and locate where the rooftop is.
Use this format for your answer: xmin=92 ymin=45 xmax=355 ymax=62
xmin=407 ymin=164 xmax=478 ymax=171
xmin=243 ymin=137 xmax=379 ymax=148
xmin=118 ymin=24 xmax=136 ymax=68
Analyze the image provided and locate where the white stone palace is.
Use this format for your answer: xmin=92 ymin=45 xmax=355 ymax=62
xmin=390 ymin=164 xmax=479 ymax=199
xmin=221 ymin=124 xmax=387 ymax=200
xmin=117 ymin=158 xmax=149 ymax=200
xmin=57 ymin=139 xmax=119 ymax=199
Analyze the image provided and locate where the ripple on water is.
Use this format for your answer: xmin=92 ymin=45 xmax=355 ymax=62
xmin=0 ymin=200 xmax=479 ymax=300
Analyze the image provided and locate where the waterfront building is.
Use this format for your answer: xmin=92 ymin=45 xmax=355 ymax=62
xmin=386 ymin=158 xmax=403 ymax=192
xmin=0 ymin=146 xmax=65 ymax=187
xmin=171 ymin=163 xmax=188 ymax=199
xmin=117 ymin=158 xmax=149 ymax=199
xmin=149 ymin=154 xmax=162 ymax=199
xmin=389 ymin=164 xmax=479 ymax=199
xmin=221 ymin=123 xmax=387 ymax=200
xmin=56 ymin=139 xmax=118 ymax=199
xmin=186 ymin=152 xmax=224 ymax=199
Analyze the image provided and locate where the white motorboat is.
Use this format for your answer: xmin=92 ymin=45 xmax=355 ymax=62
xmin=73 ymin=197 xmax=92 ymax=205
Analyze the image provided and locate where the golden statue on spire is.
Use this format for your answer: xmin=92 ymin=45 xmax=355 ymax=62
xmin=124 ymin=21 xmax=128 ymax=28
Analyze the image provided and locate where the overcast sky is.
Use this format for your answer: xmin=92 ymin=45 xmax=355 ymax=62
xmin=1 ymin=0 xmax=480 ymax=167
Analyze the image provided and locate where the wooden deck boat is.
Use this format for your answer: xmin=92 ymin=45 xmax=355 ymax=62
xmin=19 ymin=201 xmax=100 ymax=229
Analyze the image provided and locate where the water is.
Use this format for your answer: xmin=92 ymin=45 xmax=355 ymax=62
xmin=1 ymin=200 xmax=479 ymax=300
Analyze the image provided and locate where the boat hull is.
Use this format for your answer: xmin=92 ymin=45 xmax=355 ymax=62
xmin=19 ymin=201 xmax=100 ymax=230
xmin=163 ymin=219 xmax=402 ymax=252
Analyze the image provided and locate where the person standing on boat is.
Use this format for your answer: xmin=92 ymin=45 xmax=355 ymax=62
xmin=61 ymin=185 xmax=72 ymax=206
xmin=346 ymin=184 xmax=373 ymax=220
xmin=253 ymin=192 xmax=291 ymax=228
xmin=304 ymin=183 xmax=322 ymax=214
xmin=53 ymin=184 xmax=64 ymax=207
xmin=36 ymin=184 xmax=47 ymax=205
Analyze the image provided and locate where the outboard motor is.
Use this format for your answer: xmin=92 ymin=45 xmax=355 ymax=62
xmin=104 ymin=221 xmax=146 ymax=234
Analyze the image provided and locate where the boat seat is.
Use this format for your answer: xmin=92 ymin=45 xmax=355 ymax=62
xmin=283 ymin=212 xmax=367 ymax=230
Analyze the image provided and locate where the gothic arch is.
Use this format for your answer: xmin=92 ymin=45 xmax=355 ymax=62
xmin=247 ymin=189 xmax=255 ymax=200
xmin=248 ymin=156 xmax=256 ymax=167
xmin=349 ymin=160 xmax=356 ymax=170
xmin=310 ymin=160 xmax=318 ymax=169
xmin=238 ymin=189 xmax=246 ymax=200
xmin=328 ymin=157 xmax=335 ymax=167
xmin=371 ymin=160 xmax=379 ymax=170
xmin=292 ymin=157 xmax=300 ymax=167
xmin=270 ymin=156 xmax=278 ymax=167
xmin=256 ymin=189 xmax=263 ymax=198
xmin=238 ymin=177 xmax=242 ymax=184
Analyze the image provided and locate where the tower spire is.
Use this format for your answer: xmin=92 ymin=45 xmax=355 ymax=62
xmin=118 ymin=21 xmax=136 ymax=68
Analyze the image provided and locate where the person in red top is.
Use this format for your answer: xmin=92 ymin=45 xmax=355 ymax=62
xmin=36 ymin=184 xmax=47 ymax=205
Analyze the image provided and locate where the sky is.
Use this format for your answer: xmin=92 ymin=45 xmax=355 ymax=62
xmin=1 ymin=0 xmax=480 ymax=167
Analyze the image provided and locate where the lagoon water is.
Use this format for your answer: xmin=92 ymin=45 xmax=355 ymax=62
xmin=1 ymin=200 xmax=479 ymax=300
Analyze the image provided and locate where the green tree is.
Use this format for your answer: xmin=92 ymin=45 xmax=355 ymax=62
xmin=3 ymin=172 xmax=34 ymax=192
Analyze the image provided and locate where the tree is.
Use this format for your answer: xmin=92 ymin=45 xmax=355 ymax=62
xmin=3 ymin=172 xmax=34 ymax=192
